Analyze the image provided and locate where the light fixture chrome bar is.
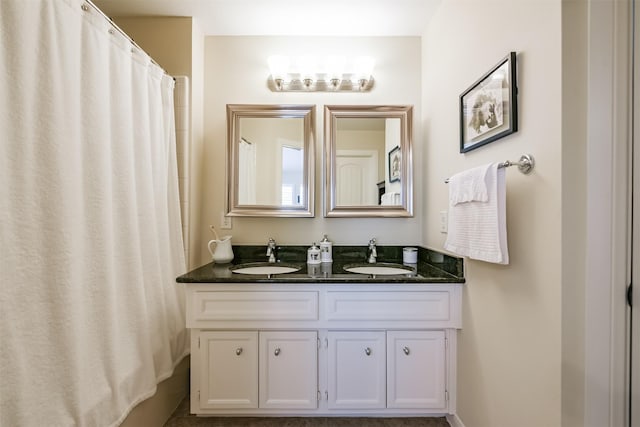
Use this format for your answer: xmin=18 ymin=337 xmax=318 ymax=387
xmin=267 ymin=76 xmax=374 ymax=92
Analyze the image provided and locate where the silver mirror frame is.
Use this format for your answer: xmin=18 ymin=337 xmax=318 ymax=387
xmin=324 ymin=105 xmax=413 ymax=218
xmin=226 ymin=104 xmax=315 ymax=217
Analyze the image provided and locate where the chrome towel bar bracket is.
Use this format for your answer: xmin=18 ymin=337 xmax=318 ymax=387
xmin=501 ymin=154 xmax=535 ymax=174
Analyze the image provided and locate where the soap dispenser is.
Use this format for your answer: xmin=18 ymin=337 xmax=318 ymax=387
xmin=307 ymin=242 xmax=321 ymax=265
xmin=319 ymin=234 xmax=333 ymax=263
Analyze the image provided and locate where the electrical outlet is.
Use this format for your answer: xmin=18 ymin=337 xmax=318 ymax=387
xmin=440 ymin=210 xmax=448 ymax=233
xmin=220 ymin=212 xmax=232 ymax=230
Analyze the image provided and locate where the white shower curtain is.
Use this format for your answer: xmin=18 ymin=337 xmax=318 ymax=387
xmin=0 ymin=0 xmax=189 ymax=426
xmin=239 ymin=138 xmax=257 ymax=204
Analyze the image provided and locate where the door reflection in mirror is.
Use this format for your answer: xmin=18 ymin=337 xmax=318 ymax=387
xmin=336 ymin=149 xmax=379 ymax=205
xmin=238 ymin=138 xmax=256 ymax=204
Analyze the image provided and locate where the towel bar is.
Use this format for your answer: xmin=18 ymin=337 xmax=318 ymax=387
xmin=444 ymin=154 xmax=534 ymax=183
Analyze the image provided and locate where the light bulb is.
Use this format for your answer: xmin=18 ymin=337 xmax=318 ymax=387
xmin=325 ymin=56 xmax=346 ymax=89
xmin=297 ymin=55 xmax=317 ymax=89
xmin=267 ymin=55 xmax=290 ymax=90
xmin=353 ymin=56 xmax=374 ymax=89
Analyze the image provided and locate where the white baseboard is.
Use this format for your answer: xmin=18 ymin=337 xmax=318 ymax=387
xmin=447 ymin=413 xmax=466 ymax=427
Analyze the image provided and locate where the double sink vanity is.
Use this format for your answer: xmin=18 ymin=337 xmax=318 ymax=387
xmin=177 ymin=245 xmax=464 ymax=417
xmin=177 ymin=103 xmax=464 ymax=417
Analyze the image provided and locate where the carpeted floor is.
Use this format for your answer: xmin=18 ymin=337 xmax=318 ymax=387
xmin=164 ymin=398 xmax=451 ymax=427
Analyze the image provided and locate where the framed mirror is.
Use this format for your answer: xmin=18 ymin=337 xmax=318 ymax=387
xmin=227 ymin=104 xmax=315 ymax=217
xmin=324 ymin=105 xmax=413 ymax=217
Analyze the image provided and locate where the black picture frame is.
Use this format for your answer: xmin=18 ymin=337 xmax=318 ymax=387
xmin=388 ymin=146 xmax=401 ymax=183
xmin=459 ymin=52 xmax=518 ymax=153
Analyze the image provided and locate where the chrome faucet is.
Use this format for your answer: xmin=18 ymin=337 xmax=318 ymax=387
xmin=266 ymin=238 xmax=277 ymax=263
xmin=367 ymin=238 xmax=377 ymax=263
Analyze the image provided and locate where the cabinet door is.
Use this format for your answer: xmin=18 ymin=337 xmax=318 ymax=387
xmin=259 ymin=331 xmax=318 ymax=409
xmin=387 ymin=330 xmax=446 ymax=409
xmin=328 ymin=331 xmax=386 ymax=409
xmin=199 ymin=331 xmax=258 ymax=409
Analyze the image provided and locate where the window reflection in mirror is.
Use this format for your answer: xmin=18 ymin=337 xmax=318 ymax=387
xmin=281 ymin=146 xmax=304 ymax=205
xmin=227 ymin=105 xmax=315 ymax=217
xmin=325 ymin=105 xmax=413 ymax=217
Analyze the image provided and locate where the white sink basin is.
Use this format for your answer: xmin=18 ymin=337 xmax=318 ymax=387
xmin=343 ymin=263 xmax=415 ymax=276
xmin=231 ymin=263 xmax=301 ymax=275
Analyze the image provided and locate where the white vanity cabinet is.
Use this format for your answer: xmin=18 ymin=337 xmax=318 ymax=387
xmin=327 ymin=330 xmax=447 ymax=410
xmin=328 ymin=331 xmax=387 ymax=409
xmin=387 ymin=330 xmax=446 ymax=409
xmin=186 ymin=283 xmax=462 ymax=416
xmin=198 ymin=331 xmax=258 ymax=409
xmin=196 ymin=330 xmax=317 ymax=411
xmin=259 ymin=331 xmax=318 ymax=409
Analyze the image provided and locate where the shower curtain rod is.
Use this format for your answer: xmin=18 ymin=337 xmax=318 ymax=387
xmin=82 ymin=0 xmax=173 ymax=79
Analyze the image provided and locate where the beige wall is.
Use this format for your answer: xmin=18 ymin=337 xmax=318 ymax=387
xmin=198 ymin=36 xmax=422 ymax=265
xmin=115 ymin=17 xmax=192 ymax=77
xmin=422 ymin=1 xmax=563 ymax=426
xmin=561 ymin=1 xmax=587 ymax=426
xmin=189 ymin=20 xmax=205 ymax=271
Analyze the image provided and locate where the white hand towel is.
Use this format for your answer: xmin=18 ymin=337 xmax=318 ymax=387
xmin=444 ymin=163 xmax=509 ymax=264
xmin=381 ymin=192 xmax=400 ymax=205
xmin=448 ymin=163 xmax=491 ymax=205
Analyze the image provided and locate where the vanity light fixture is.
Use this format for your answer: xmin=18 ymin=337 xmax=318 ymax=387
xmin=267 ymin=55 xmax=375 ymax=92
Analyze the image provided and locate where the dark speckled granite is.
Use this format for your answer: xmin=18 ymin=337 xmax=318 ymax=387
xmin=176 ymin=245 xmax=464 ymax=284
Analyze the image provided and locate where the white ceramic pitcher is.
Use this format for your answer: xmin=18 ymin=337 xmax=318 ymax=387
xmin=208 ymin=235 xmax=234 ymax=264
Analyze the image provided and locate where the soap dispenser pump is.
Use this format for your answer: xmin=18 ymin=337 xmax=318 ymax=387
xmin=307 ymin=242 xmax=321 ymax=265
xmin=319 ymin=234 xmax=333 ymax=263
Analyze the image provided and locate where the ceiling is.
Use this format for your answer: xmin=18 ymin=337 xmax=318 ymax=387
xmin=92 ymin=0 xmax=441 ymax=36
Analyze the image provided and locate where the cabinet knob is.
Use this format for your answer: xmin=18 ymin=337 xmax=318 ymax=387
xmin=364 ymin=347 xmax=372 ymax=356
xmin=274 ymin=347 xmax=281 ymax=356
xmin=403 ymin=346 xmax=410 ymax=355
xmin=235 ymin=347 xmax=243 ymax=356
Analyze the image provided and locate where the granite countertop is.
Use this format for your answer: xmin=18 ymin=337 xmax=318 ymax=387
xmin=176 ymin=245 xmax=465 ymax=284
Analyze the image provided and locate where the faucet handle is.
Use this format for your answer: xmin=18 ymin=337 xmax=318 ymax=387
xmin=266 ymin=238 xmax=277 ymax=262
xmin=367 ymin=238 xmax=377 ymax=263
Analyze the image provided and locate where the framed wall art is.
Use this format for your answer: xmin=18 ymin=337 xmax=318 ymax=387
xmin=459 ymin=52 xmax=518 ymax=153
xmin=388 ymin=145 xmax=401 ymax=182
